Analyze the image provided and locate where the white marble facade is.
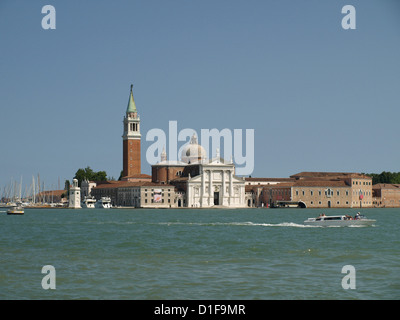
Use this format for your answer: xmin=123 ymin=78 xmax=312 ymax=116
xmin=186 ymin=157 xmax=246 ymax=208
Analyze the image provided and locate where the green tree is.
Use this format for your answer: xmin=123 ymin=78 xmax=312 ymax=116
xmin=366 ymin=171 xmax=400 ymax=184
xmin=73 ymin=166 xmax=108 ymax=186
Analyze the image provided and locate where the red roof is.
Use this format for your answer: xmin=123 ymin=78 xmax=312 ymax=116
xmin=290 ymin=172 xmax=371 ymax=179
xmin=92 ymin=181 xmax=174 ymax=190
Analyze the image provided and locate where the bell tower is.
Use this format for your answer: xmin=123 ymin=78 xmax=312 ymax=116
xmin=122 ymin=84 xmax=141 ymax=177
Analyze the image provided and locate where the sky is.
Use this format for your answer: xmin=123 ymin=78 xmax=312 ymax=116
xmin=0 ymin=0 xmax=399 ymax=194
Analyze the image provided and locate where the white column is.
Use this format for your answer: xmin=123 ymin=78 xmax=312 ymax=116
xmin=209 ymin=170 xmax=213 ymax=206
xmin=222 ymin=170 xmax=226 ymax=206
xmin=230 ymin=170 xmax=234 ymax=206
xmin=201 ymin=169 xmax=205 ymax=207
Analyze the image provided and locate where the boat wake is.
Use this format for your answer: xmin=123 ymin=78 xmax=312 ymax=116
xmin=230 ymin=221 xmax=316 ymax=228
xmin=158 ymin=221 xmax=318 ymax=228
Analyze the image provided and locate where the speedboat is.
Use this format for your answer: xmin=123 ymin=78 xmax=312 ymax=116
xmin=95 ymin=197 xmax=112 ymax=209
xmin=7 ymin=206 xmax=24 ymax=215
xmin=82 ymin=196 xmax=96 ymax=208
xmin=304 ymin=214 xmax=375 ymax=227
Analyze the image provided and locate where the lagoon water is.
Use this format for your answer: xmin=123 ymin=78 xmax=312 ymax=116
xmin=0 ymin=207 xmax=399 ymax=300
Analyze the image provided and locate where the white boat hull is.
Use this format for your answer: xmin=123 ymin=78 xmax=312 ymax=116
xmin=7 ymin=206 xmax=24 ymax=215
xmin=81 ymin=196 xmax=96 ymax=208
xmin=304 ymin=217 xmax=375 ymax=227
xmin=82 ymin=203 xmax=96 ymax=208
xmin=95 ymin=197 xmax=112 ymax=209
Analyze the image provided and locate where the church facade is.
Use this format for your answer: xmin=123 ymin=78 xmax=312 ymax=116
xmin=185 ymin=156 xmax=246 ymax=208
xmin=154 ymin=135 xmax=247 ymax=208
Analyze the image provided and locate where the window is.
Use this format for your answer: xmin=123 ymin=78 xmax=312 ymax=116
xmin=311 ymin=191 xmax=314 ymax=196
xmin=337 ymin=191 xmax=340 ymax=196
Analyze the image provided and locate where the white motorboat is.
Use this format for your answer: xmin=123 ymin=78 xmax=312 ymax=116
xmin=304 ymin=213 xmax=375 ymax=227
xmin=82 ymin=196 xmax=96 ymax=208
xmin=7 ymin=206 xmax=24 ymax=215
xmin=95 ymin=197 xmax=112 ymax=209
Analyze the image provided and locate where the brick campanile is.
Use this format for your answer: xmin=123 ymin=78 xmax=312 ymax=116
xmin=122 ymin=84 xmax=141 ymax=177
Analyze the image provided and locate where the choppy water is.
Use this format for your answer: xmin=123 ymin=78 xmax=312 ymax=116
xmin=0 ymin=207 xmax=399 ymax=299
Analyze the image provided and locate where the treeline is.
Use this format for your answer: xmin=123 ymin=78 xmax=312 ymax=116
xmin=366 ymin=171 xmax=400 ymax=185
xmin=74 ymin=166 xmax=108 ymax=186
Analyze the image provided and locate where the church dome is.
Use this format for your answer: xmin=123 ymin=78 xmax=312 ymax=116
xmin=181 ymin=134 xmax=207 ymax=164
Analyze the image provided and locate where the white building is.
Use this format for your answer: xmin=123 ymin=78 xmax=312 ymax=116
xmin=186 ymin=154 xmax=246 ymax=208
xmin=69 ymin=179 xmax=81 ymax=208
xmin=158 ymin=134 xmax=247 ymax=208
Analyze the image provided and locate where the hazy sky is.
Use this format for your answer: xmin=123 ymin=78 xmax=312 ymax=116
xmin=1 ymin=0 xmax=399 ymax=192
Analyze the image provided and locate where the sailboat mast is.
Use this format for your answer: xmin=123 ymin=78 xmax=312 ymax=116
xmin=37 ymin=174 xmax=41 ymax=203
xmin=19 ymin=176 xmax=22 ymax=202
xmin=32 ymin=175 xmax=36 ymax=204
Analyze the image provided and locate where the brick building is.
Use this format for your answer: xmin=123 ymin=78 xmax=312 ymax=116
xmin=91 ymin=181 xmax=178 ymax=208
xmin=256 ymin=172 xmax=373 ymax=208
xmin=122 ymin=85 xmax=141 ymax=179
xmin=372 ymin=184 xmax=400 ymax=207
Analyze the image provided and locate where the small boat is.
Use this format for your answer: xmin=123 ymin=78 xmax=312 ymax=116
xmin=95 ymin=197 xmax=112 ymax=209
xmin=304 ymin=213 xmax=375 ymax=227
xmin=7 ymin=206 xmax=24 ymax=215
xmin=82 ymin=196 xmax=96 ymax=208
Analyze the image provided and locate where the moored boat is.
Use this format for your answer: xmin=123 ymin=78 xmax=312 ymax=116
xmin=7 ymin=206 xmax=24 ymax=215
xmin=95 ymin=197 xmax=112 ymax=209
xmin=304 ymin=213 xmax=375 ymax=227
xmin=82 ymin=196 xmax=96 ymax=208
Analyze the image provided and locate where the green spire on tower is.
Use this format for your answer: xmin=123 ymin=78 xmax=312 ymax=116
xmin=127 ymin=84 xmax=137 ymax=113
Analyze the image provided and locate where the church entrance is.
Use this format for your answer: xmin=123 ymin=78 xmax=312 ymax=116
xmin=214 ymin=192 xmax=220 ymax=205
